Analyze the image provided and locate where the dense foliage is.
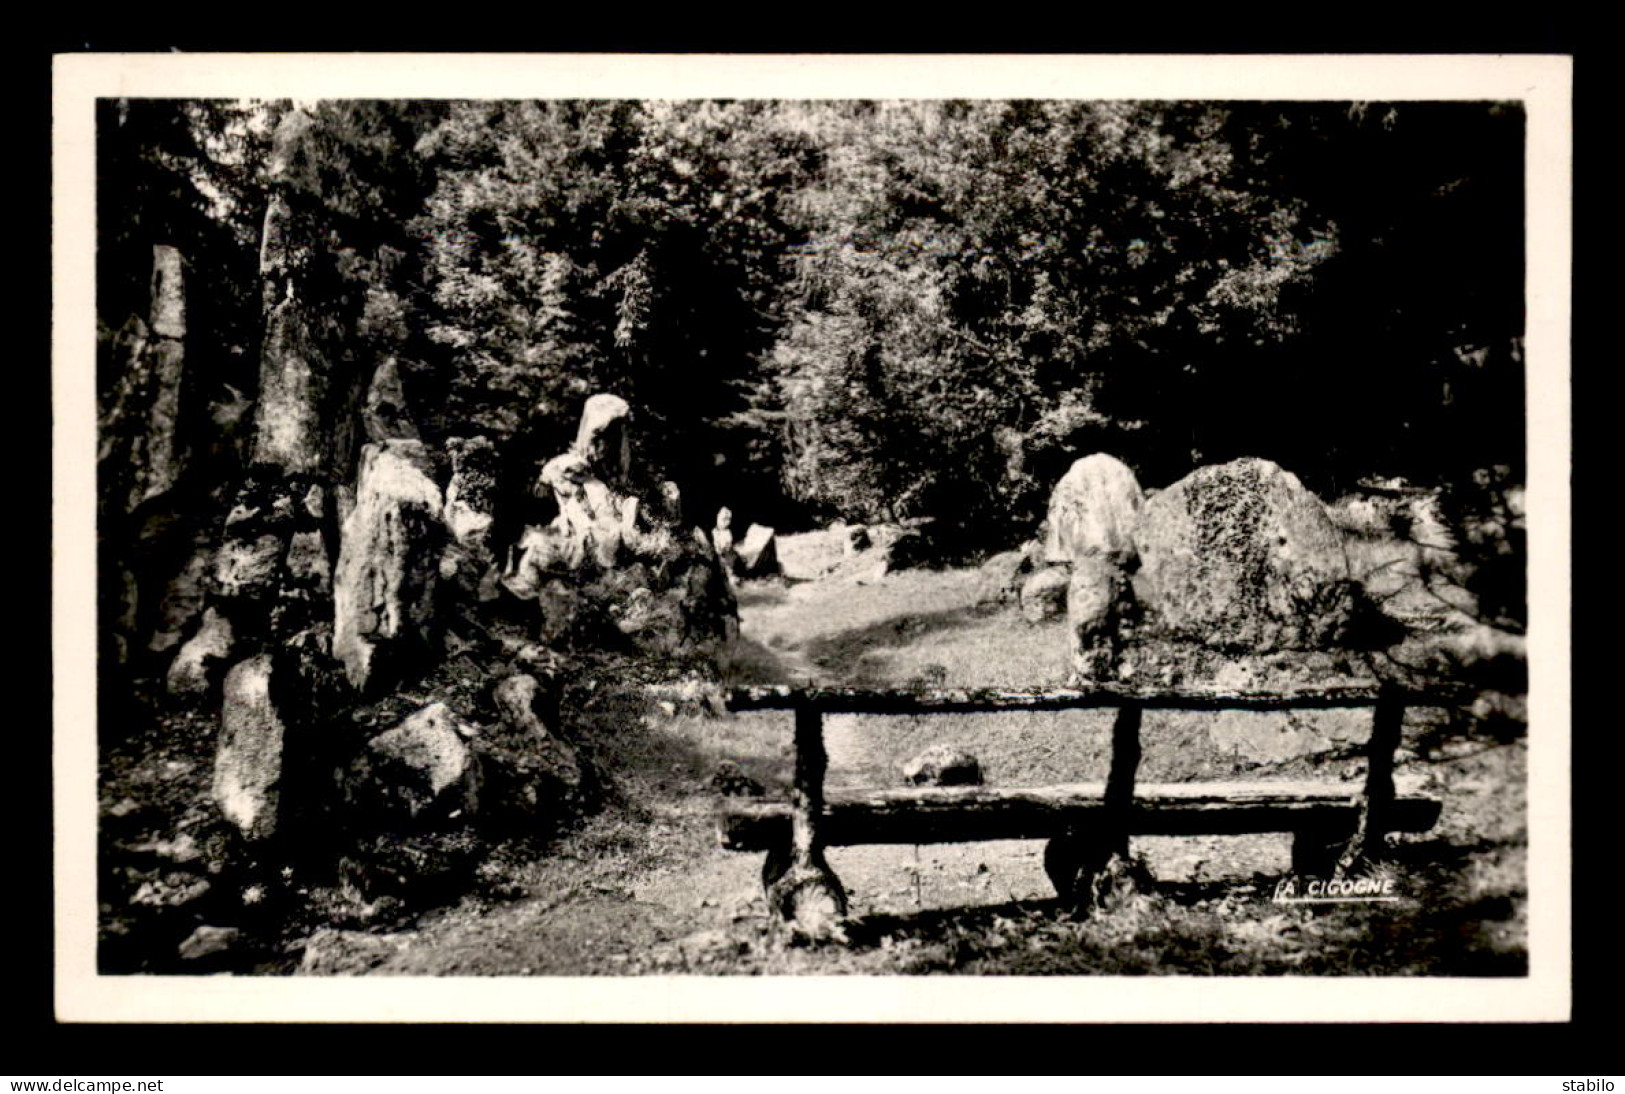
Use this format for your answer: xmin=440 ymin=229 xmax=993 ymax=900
xmin=98 ymin=96 xmax=1526 ymax=557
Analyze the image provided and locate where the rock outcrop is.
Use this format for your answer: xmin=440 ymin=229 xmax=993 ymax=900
xmin=498 ymin=395 xmax=737 ymax=655
xmin=1134 ymin=457 xmax=1354 ymax=652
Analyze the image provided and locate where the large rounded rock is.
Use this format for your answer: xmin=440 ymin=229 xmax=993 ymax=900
xmin=901 ymin=745 xmax=984 ymax=787
xmin=1134 ymin=458 xmax=1353 ymax=652
xmin=351 ymin=703 xmax=480 ymax=823
xmin=1043 ymin=453 xmax=1144 ymax=566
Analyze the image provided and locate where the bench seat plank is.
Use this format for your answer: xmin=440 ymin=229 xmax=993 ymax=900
xmin=726 ymin=684 xmax=1463 ymax=714
xmin=718 ymin=780 xmax=1440 ymax=850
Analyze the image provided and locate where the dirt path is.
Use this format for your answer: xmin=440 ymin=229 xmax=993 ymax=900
xmin=298 ymin=567 xmax=1054 ymax=975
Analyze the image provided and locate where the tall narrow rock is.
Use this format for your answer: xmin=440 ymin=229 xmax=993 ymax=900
xmin=252 ymin=296 xmax=329 ymax=474
xmin=362 ymin=357 xmax=420 ymax=443
xmin=571 ymin=393 xmax=631 ymax=487
xmin=441 ymin=436 xmax=500 ymax=596
xmin=736 ymin=524 xmax=779 ymax=578
xmin=213 ymin=655 xmax=285 ymax=842
xmin=333 ymin=440 xmax=445 ymax=694
xmin=149 ymin=243 xmax=186 ymax=340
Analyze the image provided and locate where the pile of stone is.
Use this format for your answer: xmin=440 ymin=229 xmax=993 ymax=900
xmin=106 ymin=106 xmax=753 ymax=960
xmin=500 ymin=393 xmax=738 ymax=655
xmin=189 ymin=386 xmax=738 ymax=857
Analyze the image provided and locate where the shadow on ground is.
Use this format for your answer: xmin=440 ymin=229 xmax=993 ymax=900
xmin=800 ymin=603 xmax=996 ymax=684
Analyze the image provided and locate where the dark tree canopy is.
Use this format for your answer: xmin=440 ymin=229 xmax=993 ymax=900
xmin=97 ymin=97 xmax=1527 ymax=555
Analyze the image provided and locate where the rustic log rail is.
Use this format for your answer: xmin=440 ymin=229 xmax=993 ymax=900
xmin=718 ymin=683 xmax=1456 ymax=935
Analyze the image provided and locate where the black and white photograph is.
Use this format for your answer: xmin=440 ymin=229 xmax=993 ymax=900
xmin=52 ymin=53 xmax=1571 ymax=1022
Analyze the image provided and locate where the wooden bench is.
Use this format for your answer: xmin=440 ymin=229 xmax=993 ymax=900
xmin=717 ymin=683 xmax=1449 ymax=936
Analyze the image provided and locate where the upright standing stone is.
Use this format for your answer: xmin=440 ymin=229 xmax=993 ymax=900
xmin=333 ymin=441 xmax=445 ymax=694
xmin=362 ymin=357 xmax=420 ymax=443
xmin=252 ymin=292 xmax=328 ymax=473
xmin=149 ymin=244 xmax=186 ymax=340
xmin=1067 ymin=554 xmax=1134 ymax=681
xmin=1134 ymin=457 xmax=1354 ymax=652
xmin=441 ymin=436 xmax=500 ymax=595
xmin=124 ymin=246 xmax=189 ymax=512
xmin=572 ymin=393 xmax=632 ymax=487
xmin=213 ymin=655 xmax=285 ymax=842
xmin=1043 ymin=453 xmax=1144 ymax=566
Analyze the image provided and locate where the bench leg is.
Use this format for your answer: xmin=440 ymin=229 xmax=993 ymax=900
xmin=1292 ymin=823 xmax=1352 ymax=876
xmin=765 ymin=844 xmax=847 ymax=939
xmin=1043 ymin=832 xmax=1109 ymax=906
xmin=1336 ymin=695 xmax=1405 ymax=877
xmin=1048 ymin=702 xmax=1147 ymax=912
xmin=765 ymin=700 xmax=847 ymax=940
xmin=1045 ymin=833 xmax=1146 ymax=911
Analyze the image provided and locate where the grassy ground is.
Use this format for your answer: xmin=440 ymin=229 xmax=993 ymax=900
xmin=99 ymin=540 xmax=1527 ymax=977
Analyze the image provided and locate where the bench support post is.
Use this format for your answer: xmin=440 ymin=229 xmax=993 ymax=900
xmin=764 ymin=696 xmax=848 ymax=939
xmin=1337 ymin=693 xmax=1405 ymax=876
xmin=1045 ymin=702 xmax=1143 ymax=909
